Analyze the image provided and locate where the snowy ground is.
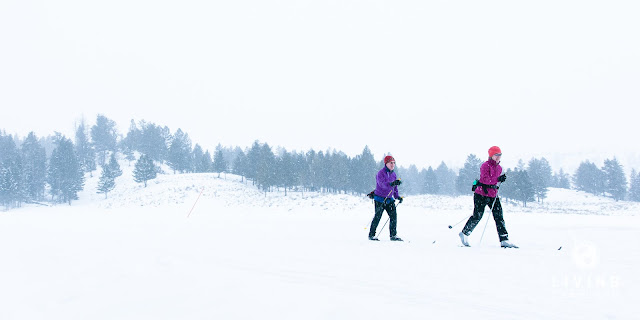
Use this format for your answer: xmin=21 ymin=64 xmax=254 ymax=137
xmin=1 ymin=169 xmax=638 ymax=319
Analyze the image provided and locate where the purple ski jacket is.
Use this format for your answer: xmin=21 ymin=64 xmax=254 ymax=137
xmin=475 ymin=158 xmax=502 ymax=198
xmin=374 ymin=167 xmax=400 ymax=201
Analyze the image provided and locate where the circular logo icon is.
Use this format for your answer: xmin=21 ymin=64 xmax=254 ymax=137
xmin=572 ymin=241 xmax=599 ymax=269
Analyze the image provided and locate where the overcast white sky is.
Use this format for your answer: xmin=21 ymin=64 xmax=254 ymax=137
xmin=1 ymin=1 xmax=639 ymax=173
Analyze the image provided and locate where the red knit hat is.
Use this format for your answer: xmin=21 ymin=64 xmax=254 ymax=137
xmin=384 ymin=155 xmax=395 ymax=164
xmin=488 ymin=146 xmax=502 ymax=157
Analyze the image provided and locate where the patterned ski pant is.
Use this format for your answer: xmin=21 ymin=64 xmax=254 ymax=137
xmin=369 ymin=200 xmax=397 ymax=238
xmin=462 ymin=193 xmax=509 ymax=241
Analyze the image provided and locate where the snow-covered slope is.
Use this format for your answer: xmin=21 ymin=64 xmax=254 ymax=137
xmin=1 ymin=165 xmax=638 ymax=320
xmin=82 ymin=166 xmax=367 ymax=212
xmin=80 ymin=160 xmax=640 ymax=216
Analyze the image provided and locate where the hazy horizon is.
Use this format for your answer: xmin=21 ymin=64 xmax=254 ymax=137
xmin=2 ymin=114 xmax=638 ymax=178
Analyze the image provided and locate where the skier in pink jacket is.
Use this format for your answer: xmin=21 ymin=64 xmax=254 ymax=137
xmin=459 ymin=146 xmax=518 ymax=248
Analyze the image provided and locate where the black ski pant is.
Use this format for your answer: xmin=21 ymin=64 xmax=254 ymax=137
xmin=369 ymin=201 xmax=397 ymax=238
xmin=462 ymin=193 xmax=509 ymax=241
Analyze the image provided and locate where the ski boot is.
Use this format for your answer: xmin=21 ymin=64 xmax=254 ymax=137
xmin=459 ymin=232 xmax=470 ymax=247
xmin=500 ymin=240 xmax=519 ymax=248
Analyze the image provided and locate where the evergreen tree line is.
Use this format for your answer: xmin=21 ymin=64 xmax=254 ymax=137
xmin=1 ymin=132 xmax=84 ymax=206
xmin=2 ymin=115 xmax=639 ymax=209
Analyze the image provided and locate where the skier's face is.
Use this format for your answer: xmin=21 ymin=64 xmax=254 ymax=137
xmin=492 ymin=153 xmax=502 ymax=162
xmin=386 ymin=161 xmax=396 ymax=171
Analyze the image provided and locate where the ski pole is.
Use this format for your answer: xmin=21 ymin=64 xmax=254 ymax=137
xmin=373 ymin=188 xmax=396 ymax=237
xmin=478 ymin=211 xmax=491 ymax=245
xmin=448 ymin=216 xmax=470 ymax=229
xmin=187 ymin=187 xmax=205 ymax=218
xmin=479 ymin=182 xmax=502 ymax=245
xmin=378 ymin=216 xmax=390 ymax=236
xmin=376 ymin=200 xmax=402 ymax=236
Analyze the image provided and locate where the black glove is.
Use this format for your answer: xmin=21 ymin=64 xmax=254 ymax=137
xmin=498 ymin=174 xmax=507 ymax=183
xmin=367 ymin=190 xmax=375 ymax=199
xmin=390 ymin=179 xmax=402 ymax=187
xmin=398 ymin=197 xmax=403 ymax=204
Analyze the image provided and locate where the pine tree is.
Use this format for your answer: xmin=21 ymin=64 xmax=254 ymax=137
xmin=302 ymin=149 xmax=316 ymax=191
xmin=416 ymin=169 xmax=427 ymax=195
xmin=119 ymin=120 xmax=139 ymax=166
xmin=257 ymin=143 xmax=276 ymax=193
xmin=574 ymin=161 xmax=605 ymax=195
xmin=246 ymin=141 xmax=262 ymax=183
xmin=161 ymin=125 xmax=172 ymax=161
xmin=167 ymin=128 xmax=192 ymax=173
xmin=123 ymin=119 xmax=141 ymax=153
xmin=629 ymin=169 xmax=640 ymax=202
xmin=331 ymin=151 xmax=350 ymax=194
xmin=47 ymin=135 xmax=85 ymax=204
xmin=602 ymin=158 xmax=627 ymax=201
xmin=0 ymin=134 xmax=24 ymax=207
xmin=277 ymin=150 xmax=297 ymax=195
xmin=322 ymin=150 xmax=335 ymax=192
xmin=435 ymin=162 xmax=456 ymax=195
xmin=423 ymin=166 xmax=439 ymax=194
xmin=123 ymin=147 xmax=135 ymax=166
xmin=133 ymin=154 xmax=157 ymax=187
xmin=233 ymin=149 xmax=248 ymax=182
xmin=21 ymin=132 xmax=47 ymax=201
xmin=219 ymin=145 xmax=236 ymax=172
xmin=456 ymin=154 xmax=483 ymax=194
xmin=499 ymin=168 xmax=515 ymax=201
xmin=97 ymin=166 xmax=115 ymax=198
xmin=0 ymin=166 xmax=18 ymax=208
xmin=319 ymin=150 xmax=334 ymax=192
xmin=202 ymin=150 xmax=213 ymax=173
xmin=213 ymin=144 xmax=228 ymax=178
xmin=107 ymin=153 xmax=122 ymax=178
xmin=192 ymin=144 xmax=205 ymax=173
xmin=139 ymin=122 xmax=168 ymax=162
xmin=400 ymin=164 xmax=420 ymax=195
xmin=295 ymin=152 xmax=309 ymax=194
xmin=552 ymin=169 xmax=571 ymax=189
xmin=90 ymin=115 xmax=118 ymax=166
xmin=75 ymin=119 xmax=96 ymax=174
xmin=508 ymin=168 xmax=535 ymax=207
xmin=310 ymin=150 xmax=327 ymax=192
xmin=350 ymin=146 xmax=377 ymax=194
xmin=297 ymin=151 xmax=312 ymax=192
xmin=527 ymin=157 xmax=553 ymax=203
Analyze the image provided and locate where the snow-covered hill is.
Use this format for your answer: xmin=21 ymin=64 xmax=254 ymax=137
xmin=1 ymin=163 xmax=638 ymax=320
xmin=78 ymin=159 xmax=640 ymax=216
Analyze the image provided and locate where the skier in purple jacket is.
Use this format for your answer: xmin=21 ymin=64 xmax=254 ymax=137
xmin=459 ymin=146 xmax=518 ymax=248
xmin=368 ymin=155 xmax=404 ymax=241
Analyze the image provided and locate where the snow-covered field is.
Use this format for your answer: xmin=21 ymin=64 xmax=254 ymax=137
xmin=1 ymin=167 xmax=638 ymax=319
